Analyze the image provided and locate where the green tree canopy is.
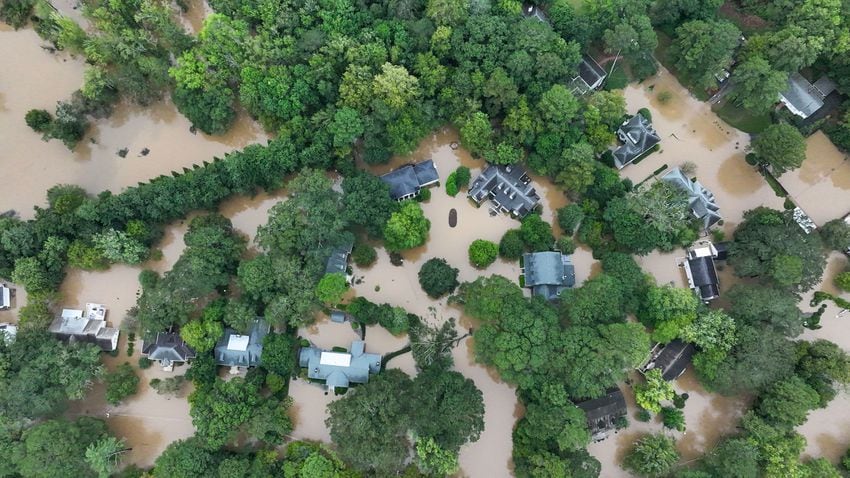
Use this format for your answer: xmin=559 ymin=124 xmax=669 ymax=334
xmin=623 ymin=433 xmax=680 ymax=478
xmin=384 ymin=201 xmax=430 ymax=252
xmin=468 ymin=239 xmax=499 ymax=268
xmin=418 ymin=257 xmax=460 ymax=298
xmin=751 ymin=123 xmax=807 ymax=175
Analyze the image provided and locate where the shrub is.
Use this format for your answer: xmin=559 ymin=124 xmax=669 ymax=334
xmin=499 ymin=229 xmax=525 ymax=260
xmin=820 ymin=219 xmax=850 ymax=252
xmin=835 ymin=271 xmax=850 ymax=292
xmin=105 ymin=363 xmax=140 ymax=405
xmin=138 ymin=357 xmax=153 ymax=369
xmin=445 ymin=172 xmax=459 ymax=197
xmin=468 ymin=239 xmax=499 ymax=268
xmin=638 ymin=108 xmax=652 ymax=121
xmin=520 ymin=214 xmax=554 ymax=251
xmin=352 ymin=243 xmax=377 ymax=267
xmin=661 ymin=407 xmax=685 ymax=431
xmin=316 ymin=273 xmax=349 ymax=304
xmin=25 ymin=109 xmax=53 ymax=132
xmin=150 ymin=376 xmax=186 ymax=397
xmin=636 ymin=409 xmax=651 ymax=422
xmin=454 ymin=166 xmax=471 ymax=190
xmin=557 ymin=236 xmax=576 ymax=254
xmin=418 ymin=258 xmax=459 ymax=298
xmin=416 ymin=188 xmax=431 ymax=202
xmin=657 ymin=90 xmax=673 ymax=104
xmin=557 ymin=204 xmax=585 ymax=235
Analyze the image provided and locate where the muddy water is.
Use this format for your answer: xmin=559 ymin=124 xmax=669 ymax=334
xmin=0 ymin=28 xmax=267 ymax=218
xmin=780 ymin=132 xmax=850 ymax=226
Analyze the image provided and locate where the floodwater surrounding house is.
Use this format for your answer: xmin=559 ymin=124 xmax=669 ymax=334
xmin=521 ymin=251 xmax=576 ymax=300
xmin=640 ymin=339 xmax=696 ymax=381
xmin=679 ymin=241 xmax=726 ymax=302
xmin=48 ymin=303 xmax=119 ymax=352
xmin=780 ymin=72 xmax=838 ymax=119
xmin=299 ymin=340 xmax=382 ymax=392
xmin=379 ymin=159 xmax=440 ymax=201
xmin=141 ymin=332 xmax=197 ymax=371
xmin=661 ymin=167 xmax=722 ymax=229
xmin=468 ymin=164 xmax=542 ymax=218
xmin=214 ymin=319 xmax=270 ymax=372
xmin=613 ymin=112 xmax=661 ymax=169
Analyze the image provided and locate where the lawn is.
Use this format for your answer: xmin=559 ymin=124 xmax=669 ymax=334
xmin=712 ymin=97 xmax=772 ymax=134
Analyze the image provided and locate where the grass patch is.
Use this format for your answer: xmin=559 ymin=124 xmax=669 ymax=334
xmin=759 ymin=168 xmax=788 ymax=198
xmin=713 ymin=98 xmax=772 ymax=133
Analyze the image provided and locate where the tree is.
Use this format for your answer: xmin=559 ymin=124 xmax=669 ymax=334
xmin=315 ymin=273 xmax=349 ymax=304
xmin=180 ymin=305 xmax=225 ymax=353
xmin=92 ymin=229 xmax=147 ymax=264
xmin=652 ymin=0 xmax=723 ymax=25
xmin=189 ymin=377 xmax=262 ymax=448
xmin=85 ymin=436 xmax=127 ymax=478
xmin=383 ymin=201 xmax=430 ymax=252
xmin=409 ymin=317 xmax=459 ymax=370
xmin=661 ymin=407 xmax=685 ymax=431
xmin=729 ymin=208 xmax=825 ymax=292
xmin=409 ymin=366 xmax=485 ymax=451
xmin=704 ymin=438 xmax=760 ymax=478
xmin=561 ymin=274 xmax=626 ymax=326
xmin=751 ymin=123 xmax=807 ymax=175
xmin=352 ymin=243 xmax=377 ymax=267
xmin=535 ymin=85 xmax=580 ymax=136
xmin=681 ymin=310 xmax=737 ymax=354
xmin=468 ymin=239 xmax=499 ymax=268
xmin=623 ymin=434 xmax=680 ymax=478
xmin=342 ymin=173 xmax=399 ymax=238
xmin=150 ymin=376 xmax=186 ymax=397
xmin=705 ymin=325 xmax=796 ymax=394
xmin=459 ymin=112 xmax=494 ymax=158
xmin=728 ymin=56 xmax=788 ymax=113
xmin=15 ymin=417 xmax=109 ymax=478
xmin=153 ymin=438 xmax=220 ymax=478
xmin=604 ymin=181 xmax=693 ymax=255
xmin=520 ymin=214 xmax=554 ymax=252
xmin=757 ymin=375 xmax=820 ymax=429
xmin=726 ymin=284 xmax=803 ymax=336
xmin=819 ymin=218 xmax=850 ymax=251
xmin=794 ymin=340 xmax=850 ymax=406
xmin=635 ymin=369 xmax=675 ymax=413
xmin=105 ymin=363 xmax=140 ymax=405
xmin=499 ymin=229 xmax=525 ymax=260
xmin=416 ymin=438 xmax=459 ymax=476
xmin=418 ymin=258 xmax=459 ymax=298
xmin=261 ymin=332 xmax=296 ymax=377
xmin=557 ymin=204 xmax=585 ymax=235
xmin=638 ymin=285 xmax=699 ymax=343
xmin=25 ymin=109 xmax=53 ymax=132
xmin=556 ymin=142 xmax=596 ymax=195
xmin=671 ymin=20 xmax=741 ymax=88
xmin=372 ymin=63 xmax=421 ymax=112
xmin=425 ymin=0 xmax=469 ymax=26
xmin=514 ymin=385 xmax=591 ymax=453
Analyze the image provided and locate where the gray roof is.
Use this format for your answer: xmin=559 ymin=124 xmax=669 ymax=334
xmin=299 ymin=340 xmax=381 ymax=391
xmin=661 ymin=168 xmax=721 ymax=229
xmin=576 ymin=388 xmax=627 ymax=441
xmin=780 ymin=72 xmax=834 ymax=118
xmin=641 ymin=339 xmax=695 ymax=381
xmin=380 ymin=160 xmax=439 ymax=200
xmin=0 ymin=323 xmax=17 ymax=344
xmin=577 ymin=55 xmax=606 ymax=91
xmin=48 ymin=307 xmax=119 ymax=352
xmin=142 ymin=332 xmax=196 ymax=365
xmin=522 ymin=251 xmax=575 ymax=300
xmin=468 ymin=164 xmax=541 ymax=218
xmin=0 ymin=285 xmax=10 ymax=309
xmin=325 ymin=242 xmax=354 ymax=275
xmin=613 ymin=113 xmax=660 ymax=169
xmin=214 ymin=319 xmax=269 ymax=368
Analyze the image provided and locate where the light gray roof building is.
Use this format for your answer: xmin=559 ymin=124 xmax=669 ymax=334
xmin=48 ymin=304 xmax=119 ymax=352
xmin=215 ymin=319 xmax=269 ymax=370
xmin=522 ymin=3 xmax=549 ymax=23
xmin=142 ymin=332 xmax=196 ymax=370
xmin=468 ymin=164 xmax=541 ymax=218
xmin=780 ymin=73 xmax=836 ymax=119
xmin=522 ymin=251 xmax=575 ymax=300
xmin=299 ymin=340 xmax=382 ymax=392
xmin=325 ymin=242 xmax=354 ymax=275
xmin=0 ymin=285 xmax=10 ymax=310
xmin=613 ymin=113 xmax=660 ymax=169
xmin=661 ymin=167 xmax=721 ymax=229
xmin=0 ymin=323 xmax=17 ymax=344
xmin=380 ymin=160 xmax=440 ymax=201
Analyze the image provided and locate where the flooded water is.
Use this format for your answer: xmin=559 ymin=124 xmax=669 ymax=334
xmin=779 ymin=132 xmax=850 ymax=226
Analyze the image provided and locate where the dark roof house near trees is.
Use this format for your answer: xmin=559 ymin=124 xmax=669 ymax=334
xmin=325 ymin=242 xmax=354 ymax=276
xmin=468 ymin=164 xmax=541 ymax=218
xmin=379 ymin=160 xmax=440 ymax=201
xmin=612 ymin=113 xmax=661 ymax=169
xmin=572 ymin=54 xmax=608 ymax=94
xmin=521 ymin=251 xmax=576 ymax=300
xmin=299 ymin=340 xmax=382 ymax=393
xmin=679 ymin=241 xmax=725 ymax=302
xmin=576 ymin=388 xmax=628 ymax=442
xmin=214 ymin=318 xmax=270 ymax=373
xmin=661 ymin=167 xmax=722 ymax=229
xmin=640 ymin=339 xmax=695 ymax=381
xmin=142 ymin=332 xmax=197 ymax=371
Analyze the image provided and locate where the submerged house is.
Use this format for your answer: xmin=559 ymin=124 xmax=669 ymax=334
xmin=468 ymin=164 xmax=541 ymax=218
xmin=325 ymin=242 xmax=354 ymax=276
xmin=0 ymin=285 xmax=11 ymax=310
xmin=780 ymin=72 xmax=837 ymax=119
xmin=142 ymin=332 xmax=197 ymax=371
xmin=612 ymin=113 xmax=660 ymax=169
xmin=522 ymin=251 xmax=576 ymax=300
xmin=640 ymin=339 xmax=696 ymax=381
xmin=576 ymin=388 xmax=628 ymax=442
xmin=679 ymin=241 xmax=727 ymax=302
xmin=214 ymin=319 xmax=270 ymax=373
xmin=661 ymin=167 xmax=722 ymax=229
xmin=379 ymin=160 xmax=440 ymax=201
xmin=48 ymin=303 xmax=119 ymax=352
xmin=299 ymin=340 xmax=382 ymax=392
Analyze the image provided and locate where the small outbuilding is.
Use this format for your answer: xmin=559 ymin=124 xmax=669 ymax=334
xmin=380 ymin=160 xmax=440 ymax=201
xmin=48 ymin=303 xmax=119 ymax=352
xmin=299 ymin=340 xmax=382 ymax=392
xmin=142 ymin=332 xmax=197 ymax=371
xmin=0 ymin=323 xmax=17 ymax=344
xmin=576 ymin=388 xmax=628 ymax=442
xmin=572 ymin=54 xmax=607 ymax=94
xmin=468 ymin=164 xmax=541 ymax=218
xmin=640 ymin=339 xmax=695 ymax=381
xmin=612 ymin=113 xmax=660 ymax=169
xmin=0 ymin=285 xmax=11 ymax=310
xmin=661 ymin=167 xmax=722 ymax=230
xmin=215 ymin=319 xmax=270 ymax=373
xmin=521 ymin=251 xmax=576 ymax=300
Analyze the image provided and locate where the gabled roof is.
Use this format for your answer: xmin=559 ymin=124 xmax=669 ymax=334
xmin=682 ymin=242 xmax=721 ymax=302
xmin=325 ymin=242 xmax=354 ymax=275
xmin=577 ymin=55 xmax=606 ymax=91
xmin=468 ymin=164 xmax=541 ymax=218
xmin=380 ymin=160 xmax=439 ymax=200
xmin=214 ymin=319 xmax=269 ymax=368
xmin=0 ymin=285 xmax=10 ymax=309
xmin=299 ymin=340 xmax=382 ymax=391
xmin=613 ymin=113 xmax=660 ymax=169
xmin=661 ymin=168 xmax=721 ymax=229
xmin=642 ymin=339 xmax=695 ymax=381
xmin=576 ymin=388 xmax=627 ymax=441
xmin=522 ymin=251 xmax=575 ymax=300
xmin=48 ymin=304 xmax=119 ymax=352
xmin=142 ymin=332 xmax=197 ymax=364
xmin=780 ymin=72 xmax=833 ymax=119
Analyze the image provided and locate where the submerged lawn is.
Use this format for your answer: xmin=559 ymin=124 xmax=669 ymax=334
xmin=713 ymin=98 xmax=772 ymax=134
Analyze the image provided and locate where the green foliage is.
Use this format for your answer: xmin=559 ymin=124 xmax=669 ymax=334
xmin=342 ymin=173 xmax=399 ymax=238
xmin=0 ymin=0 xmax=35 ymax=28
xmin=561 ymin=274 xmax=627 ymax=326
xmin=604 ymin=181 xmax=693 ymax=255
xmin=703 ymin=438 xmax=760 ymax=478
xmin=635 ymin=369 xmax=675 ymax=413
xmin=726 ymin=283 xmax=803 ymax=336
xmin=454 ymin=166 xmax=471 ymax=190
xmin=682 ymin=309 xmax=737 ymax=356
xmin=67 ymin=240 xmax=109 ymax=271
xmin=260 ymin=333 xmax=295 ymax=377
xmin=409 ymin=317 xmax=459 ymax=370
xmin=25 ymin=109 xmax=53 ymax=132
xmin=150 ymin=376 xmax=186 ymax=397
xmin=384 ymin=201 xmax=430 ymax=252
xmin=459 ymin=112 xmax=494 ymax=158
xmin=418 ymin=257 xmax=459 ymax=298
xmin=180 ymin=303 xmax=225 ymax=353
xmin=416 ymin=438 xmax=459 ymax=476
xmin=520 ymin=214 xmax=554 ymax=252
xmin=92 ymin=229 xmax=147 ymax=264
xmin=352 ymin=243 xmax=377 ymax=267
xmin=703 ymin=325 xmax=796 ymax=395
xmin=152 ymin=438 xmax=220 ymax=478
xmin=795 ymin=339 xmax=850 ymax=406
xmin=316 ymin=273 xmax=349 ymax=304
xmin=751 ymin=123 xmax=807 ymax=175
xmin=639 ymin=285 xmax=699 ymax=343
xmin=468 ymin=239 xmax=498 ymax=268
xmin=445 ymin=172 xmax=459 ymax=196
xmin=557 ymin=236 xmax=576 ymax=254
xmin=624 ymin=434 xmax=680 ymax=478
xmin=757 ymin=375 xmax=820 ymax=429
xmin=85 ymin=436 xmax=127 ymax=478
xmin=728 ymin=56 xmax=789 ymax=114
xmin=661 ymin=406 xmax=685 ymax=432
xmin=557 ymin=204 xmax=585 ymax=235
xmin=670 ymin=20 xmax=741 ymax=89
xmin=13 ymin=417 xmax=110 ymax=478
xmin=819 ymin=218 xmax=850 ymax=251
xmin=514 ymin=385 xmax=591 ymax=454
xmin=189 ymin=376 xmax=280 ymax=448
xmin=499 ymin=229 xmax=525 ymax=260
xmin=105 ymin=363 xmax=140 ymax=405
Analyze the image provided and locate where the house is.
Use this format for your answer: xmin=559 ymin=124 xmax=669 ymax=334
xmin=0 ymin=285 xmax=11 ymax=310
xmin=521 ymin=251 xmax=576 ymax=300
xmin=640 ymin=339 xmax=696 ymax=381
xmin=0 ymin=323 xmax=17 ymax=344
xmin=214 ymin=318 xmax=270 ymax=373
xmin=325 ymin=241 xmax=354 ymax=276
xmin=141 ymin=332 xmax=197 ymax=371
xmin=571 ymin=54 xmax=607 ymax=94
xmin=299 ymin=340 xmax=382 ymax=392
xmin=679 ymin=241 xmax=726 ymax=302
xmin=521 ymin=3 xmax=549 ymax=23
xmin=468 ymin=164 xmax=541 ymax=218
xmin=780 ymin=73 xmax=837 ymax=119
xmin=48 ymin=303 xmax=119 ymax=352
xmin=576 ymin=388 xmax=627 ymax=442
xmin=661 ymin=167 xmax=722 ymax=229
xmin=612 ymin=113 xmax=661 ymax=169
xmin=380 ymin=160 xmax=440 ymax=201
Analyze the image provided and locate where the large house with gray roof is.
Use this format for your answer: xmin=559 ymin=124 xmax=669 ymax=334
xmin=142 ymin=332 xmax=197 ymax=371
xmin=612 ymin=113 xmax=660 ymax=169
xmin=522 ymin=251 xmax=575 ymax=300
xmin=780 ymin=72 xmax=837 ymax=119
xmin=325 ymin=242 xmax=354 ymax=276
xmin=299 ymin=340 xmax=382 ymax=392
xmin=661 ymin=167 xmax=722 ymax=230
xmin=468 ymin=164 xmax=541 ymax=218
xmin=215 ymin=319 xmax=269 ymax=373
xmin=48 ymin=303 xmax=119 ymax=352
xmin=380 ymin=160 xmax=440 ymax=201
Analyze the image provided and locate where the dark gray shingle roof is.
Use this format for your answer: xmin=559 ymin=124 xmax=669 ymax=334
xmin=214 ymin=319 xmax=270 ymax=368
xmin=613 ymin=113 xmax=660 ymax=169
xmin=142 ymin=332 xmax=196 ymax=364
xmin=468 ymin=164 xmax=541 ymax=218
xmin=380 ymin=160 xmax=439 ymax=200
xmin=661 ymin=168 xmax=721 ymax=229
